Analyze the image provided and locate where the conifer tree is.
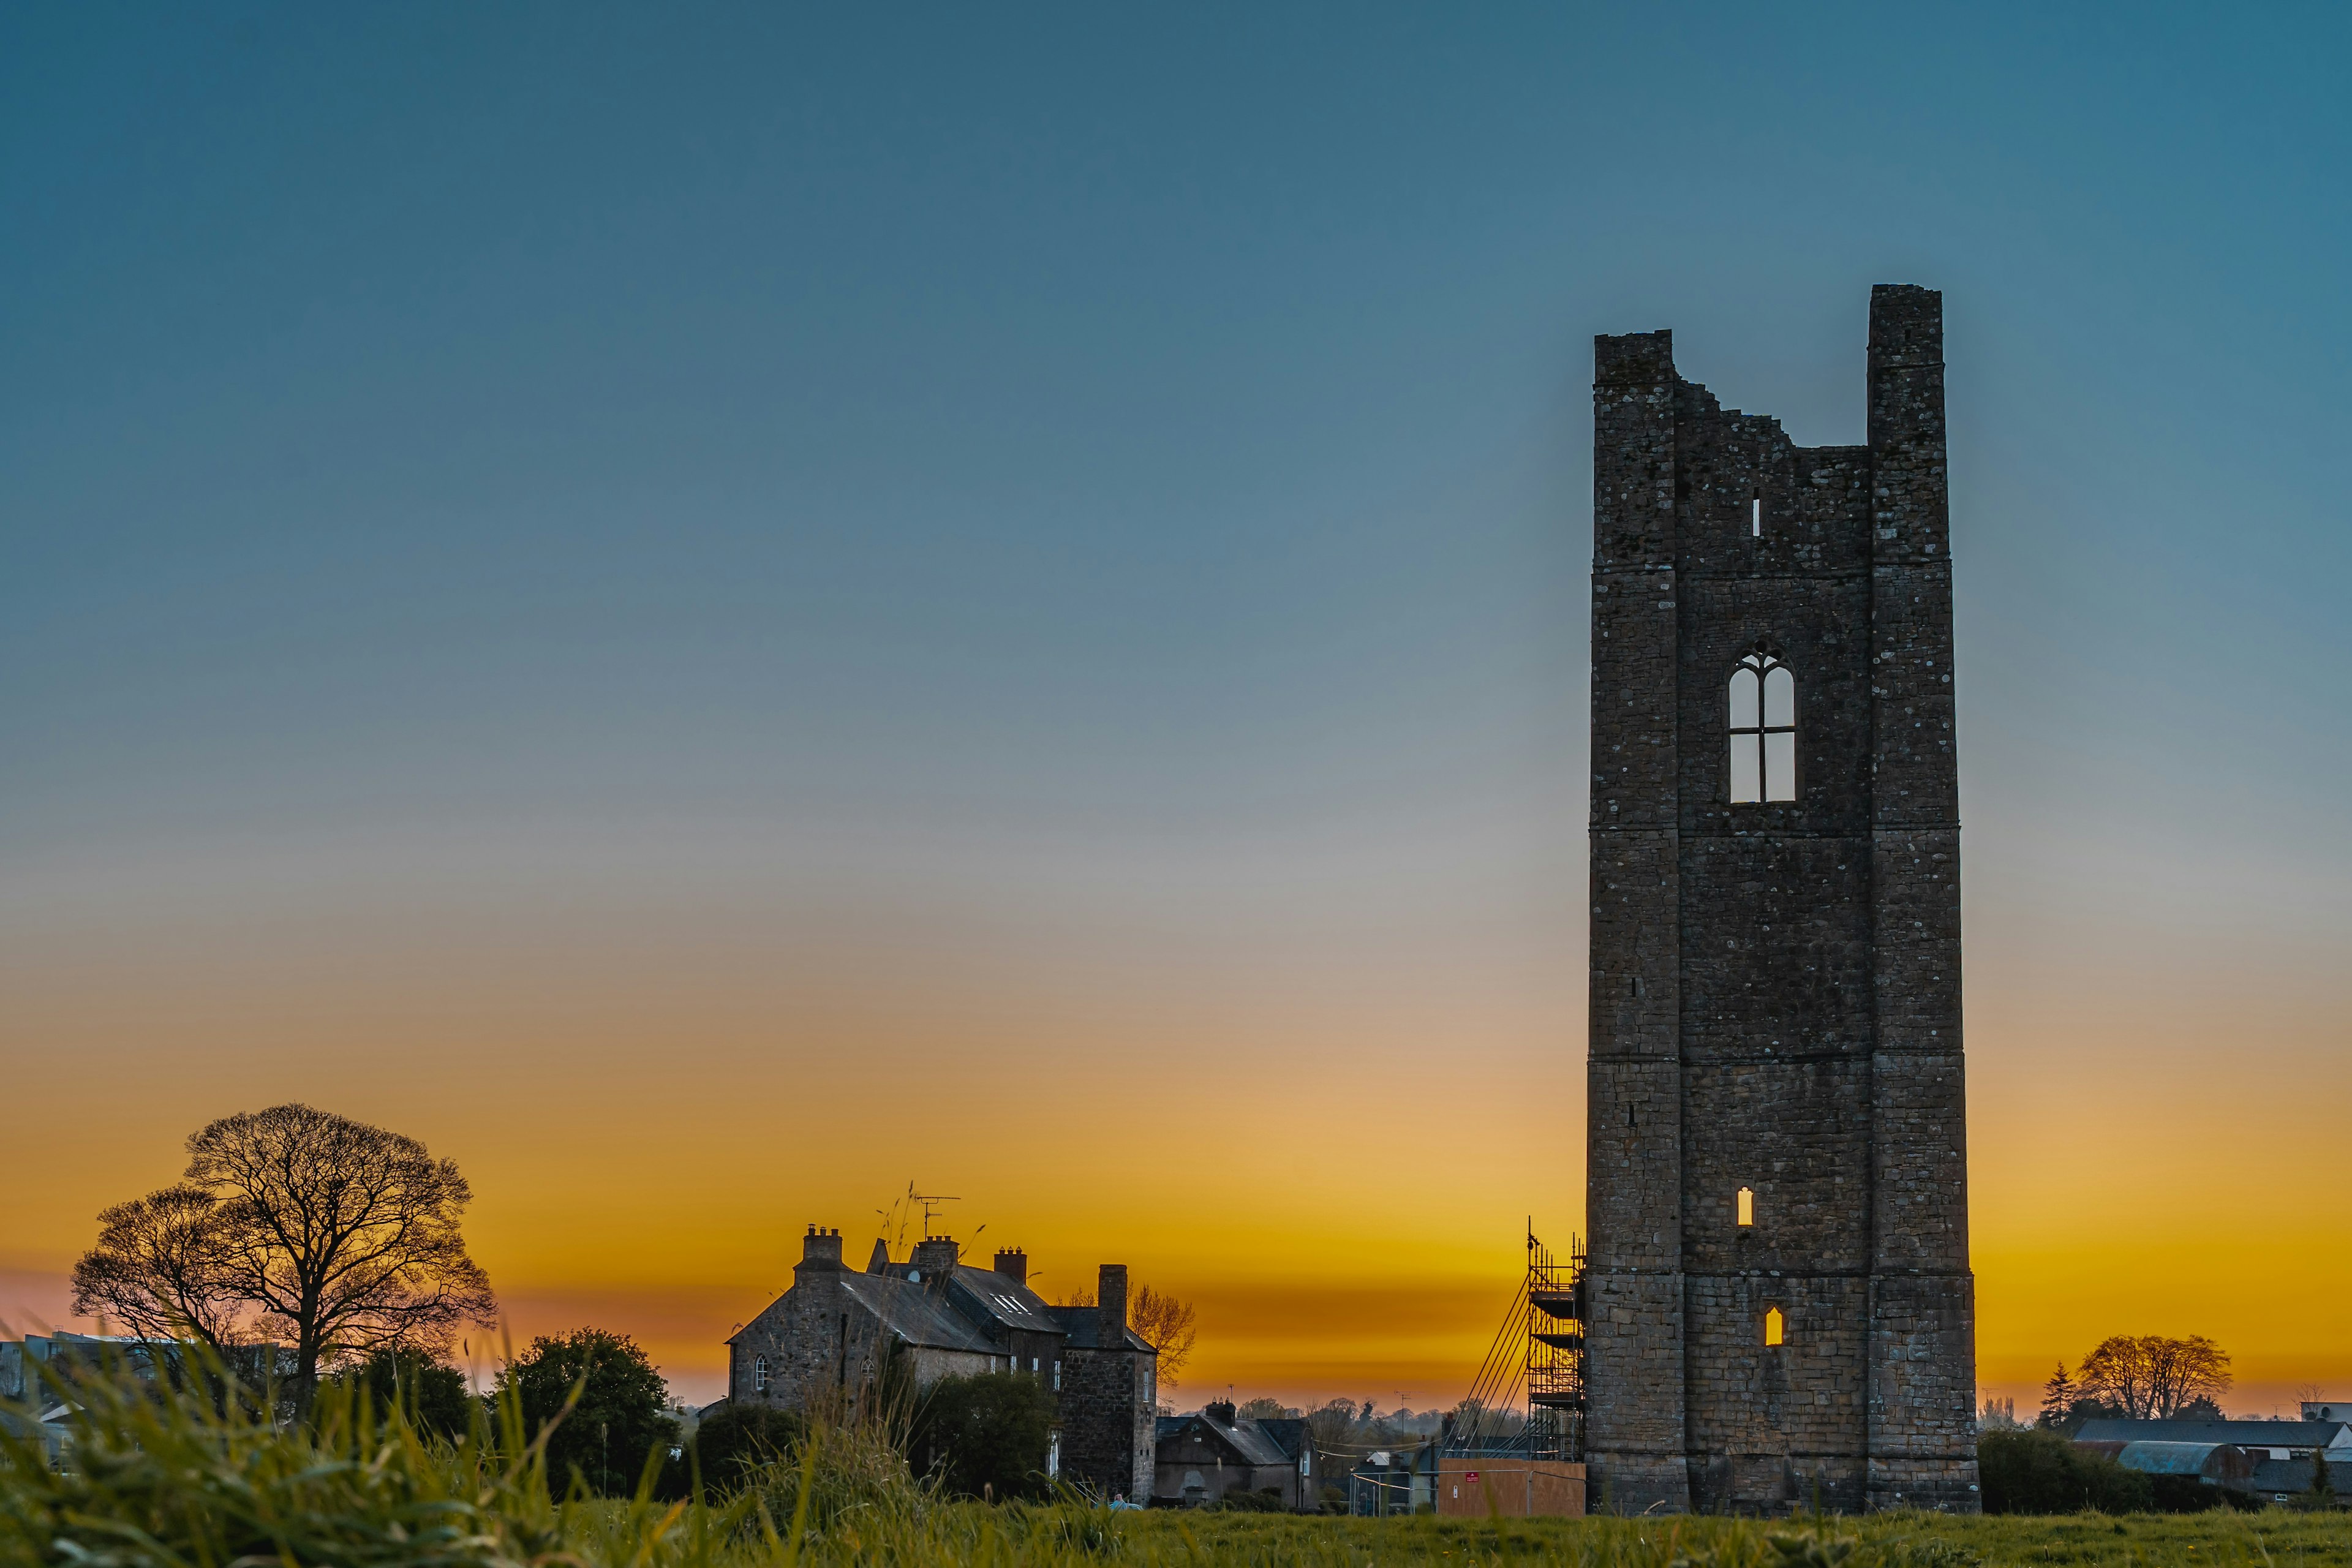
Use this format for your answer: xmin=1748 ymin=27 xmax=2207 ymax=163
xmin=2037 ymin=1362 xmax=2076 ymax=1429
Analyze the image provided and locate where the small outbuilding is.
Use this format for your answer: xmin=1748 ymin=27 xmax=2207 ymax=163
xmin=1152 ymin=1402 xmax=1314 ymax=1509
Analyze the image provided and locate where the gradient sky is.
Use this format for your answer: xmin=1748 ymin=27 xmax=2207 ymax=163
xmin=4 ymin=4 xmax=2348 ymax=1414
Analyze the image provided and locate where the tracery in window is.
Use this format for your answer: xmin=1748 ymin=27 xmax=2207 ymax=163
xmin=1728 ymin=651 xmax=1796 ymax=803
xmin=753 ymin=1354 xmax=770 ymax=1393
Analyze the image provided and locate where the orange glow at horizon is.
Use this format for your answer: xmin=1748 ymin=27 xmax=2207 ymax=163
xmin=5 ymin=854 xmax=2347 ymax=1419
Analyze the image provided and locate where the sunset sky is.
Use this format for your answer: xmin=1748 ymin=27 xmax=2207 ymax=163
xmin=4 ymin=5 xmax=2348 ymax=1416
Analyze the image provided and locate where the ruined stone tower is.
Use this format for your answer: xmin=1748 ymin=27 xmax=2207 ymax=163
xmin=1583 ymin=286 xmax=1978 ymax=1514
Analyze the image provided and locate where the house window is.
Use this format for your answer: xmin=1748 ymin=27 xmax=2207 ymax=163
xmin=1751 ymin=496 xmax=1762 ymax=538
xmin=1048 ymin=1432 xmax=1061 ymax=1479
xmin=1054 ymin=1360 xmax=1062 ymax=1390
xmin=753 ymin=1354 xmax=770 ymax=1393
xmin=1728 ymin=652 xmax=1796 ymax=802
xmin=1765 ymin=1307 xmax=1785 ymax=1348
xmin=1736 ymin=1186 xmax=1755 ymax=1227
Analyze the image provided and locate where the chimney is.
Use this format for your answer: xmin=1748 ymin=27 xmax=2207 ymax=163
xmin=1206 ymin=1399 xmax=1237 ymax=1424
xmin=1097 ymin=1264 xmax=1128 ymax=1349
xmin=911 ymin=1236 xmax=959 ymax=1277
xmin=993 ymin=1247 xmax=1028 ymax=1286
xmin=799 ymin=1225 xmax=844 ymax=1270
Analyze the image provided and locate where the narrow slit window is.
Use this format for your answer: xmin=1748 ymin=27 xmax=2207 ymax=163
xmin=1728 ymin=652 xmax=1796 ymax=802
xmin=1764 ymin=1307 xmax=1785 ymax=1348
xmin=1751 ymin=497 xmax=1762 ymax=538
xmin=1736 ymin=1186 xmax=1755 ymax=1227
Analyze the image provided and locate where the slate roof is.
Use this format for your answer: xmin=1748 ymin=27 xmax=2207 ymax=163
xmin=1043 ymin=1303 xmax=1154 ymax=1353
xmin=863 ymin=1261 xmax=1066 ymax=1337
xmin=728 ymin=1257 xmax=1158 ymax=1358
xmin=1155 ymin=1412 xmax=1295 ymax=1468
xmin=1254 ymin=1417 xmax=1311 ymax=1461
xmin=2249 ymin=1455 xmax=2352 ymax=1496
xmin=2076 ymin=1419 xmax=2351 ymax=1451
xmin=832 ymin=1273 xmax=997 ymax=1355
xmin=946 ymin=1267 xmax=1064 ymax=1335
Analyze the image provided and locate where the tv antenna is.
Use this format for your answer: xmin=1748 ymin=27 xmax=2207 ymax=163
xmin=912 ymin=1189 xmax=960 ymax=1237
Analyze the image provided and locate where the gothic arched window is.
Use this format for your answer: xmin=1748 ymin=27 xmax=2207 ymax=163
xmin=753 ymin=1354 xmax=770 ymax=1393
xmin=1728 ymin=652 xmax=1796 ymax=803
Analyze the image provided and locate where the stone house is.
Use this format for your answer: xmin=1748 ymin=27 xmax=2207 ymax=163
xmin=1152 ymin=1401 xmax=1314 ymax=1509
xmin=726 ymin=1226 xmax=1156 ymax=1499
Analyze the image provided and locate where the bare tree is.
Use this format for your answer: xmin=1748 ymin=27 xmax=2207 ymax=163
xmin=70 ymin=1185 xmax=244 ymax=1351
xmin=1129 ymin=1284 xmax=1198 ymax=1389
xmin=72 ymin=1103 xmax=496 ymax=1402
xmin=2076 ymin=1334 xmax=2232 ymax=1419
xmin=1056 ymin=1279 xmax=1199 ymax=1388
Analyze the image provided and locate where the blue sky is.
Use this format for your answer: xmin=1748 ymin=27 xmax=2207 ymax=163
xmin=4 ymin=3 xmax=2348 ymax=1404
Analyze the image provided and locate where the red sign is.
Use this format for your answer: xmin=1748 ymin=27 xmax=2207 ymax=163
xmin=1465 ymin=1471 xmax=1479 ymax=1482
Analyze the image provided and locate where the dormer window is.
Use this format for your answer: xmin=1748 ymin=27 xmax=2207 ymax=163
xmin=1728 ymin=651 xmax=1796 ymax=802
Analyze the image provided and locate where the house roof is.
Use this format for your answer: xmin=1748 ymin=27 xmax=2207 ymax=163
xmin=728 ymin=1256 xmax=1155 ymax=1357
xmin=1042 ymin=1303 xmax=1155 ymax=1354
xmin=2076 ymin=1419 xmax=2351 ymax=1450
xmin=1153 ymin=1412 xmax=1294 ymax=1468
xmin=945 ymin=1267 xmax=1064 ymax=1336
xmin=863 ymin=1261 xmax=1066 ymax=1338
xmin=834 ymin=1273 xmax=997 ymax=1355
xmin=1254 ymin=1417 xmax=1311 ymax=1460
xmin=2249 ymin=1455 xmax=2352 ymax=1494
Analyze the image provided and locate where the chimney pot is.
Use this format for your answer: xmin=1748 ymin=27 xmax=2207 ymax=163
xmin=800 ymin=1227 xmax=845 ymax=1268
xmin=992 ymin=1248 xmax=1028 ymax=1286
xmin=911 ymin=1236 xmax=959 ymax=1276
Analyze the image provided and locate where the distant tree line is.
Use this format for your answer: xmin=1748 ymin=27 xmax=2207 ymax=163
xmin=2037 ymin=1334 xmax=2234 ymax=1433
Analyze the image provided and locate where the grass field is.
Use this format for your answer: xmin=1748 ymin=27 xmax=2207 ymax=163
xmin=6 ymin=1357 xmax=2347 ymax=1568
xmin=1045 ymin=1508 xmax=2352 ymax=1568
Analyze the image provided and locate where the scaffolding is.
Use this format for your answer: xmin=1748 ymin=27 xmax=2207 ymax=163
xmin=1442 ymin=1226 xmax=1585 ymax=1461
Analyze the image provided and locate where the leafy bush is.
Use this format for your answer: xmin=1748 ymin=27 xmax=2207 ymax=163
xmin=906 ymin=1370 xmax=1057 ymax=1501
xmin=690 ymin=1400 xmax=806 ymax=1495
xmin=331 ymin=1348 xmax=474 ymax=1441
xmin=1215 ymin=1485 xmax=1288 ymax=1512
xmin=496 ymin=1327 xmax=679 ymax=1498
xmin=1979 ymin=1427 xmax=2152 ymax=1513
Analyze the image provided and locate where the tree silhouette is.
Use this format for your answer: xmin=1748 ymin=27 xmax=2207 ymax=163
xmin=2075 ymin=1334 xmax=2231 ymax=1419
xmin=2036 ymin=1362 xmax=2076 ymax=1429
xmin=73 ymin=1103 xmax=495 ymax=1405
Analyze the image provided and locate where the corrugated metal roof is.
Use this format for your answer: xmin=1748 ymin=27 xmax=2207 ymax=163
xmin=2077 ymin=1419 xmax=2350 ymax=1450
xmin=2111 ymin=1441 xmax=2249 ymax=1479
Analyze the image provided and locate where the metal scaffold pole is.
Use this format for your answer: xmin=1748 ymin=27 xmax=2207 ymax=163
xmin=1443 ymin=1225 xmax=1584 ymax=1462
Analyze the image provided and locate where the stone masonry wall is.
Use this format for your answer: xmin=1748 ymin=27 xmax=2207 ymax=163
xmin=1586 ymin=287 xmax=1978 ymax=1515
xmin=1060 ymin=1347 xmax=1155 ymax=1501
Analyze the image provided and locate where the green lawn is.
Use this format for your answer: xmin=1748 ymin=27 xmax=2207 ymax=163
xmin=908 ymin=1507 xmax=2352 ymax=1567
